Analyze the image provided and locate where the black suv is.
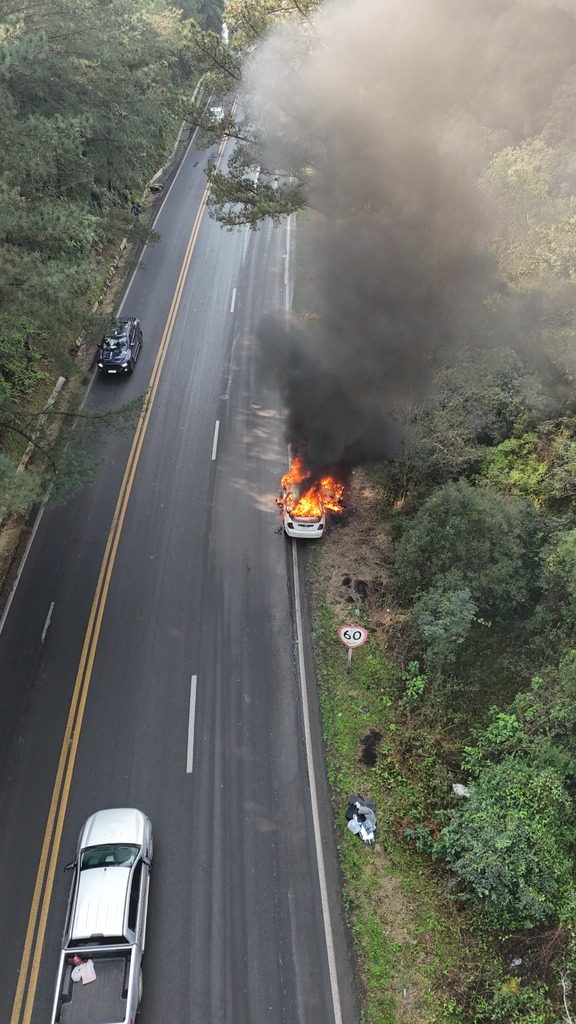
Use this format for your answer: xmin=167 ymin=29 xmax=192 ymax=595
xmin=97 ymin=317 xmax=143 ymax=374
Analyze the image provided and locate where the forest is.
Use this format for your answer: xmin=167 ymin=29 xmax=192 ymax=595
xmin=0 ymin=0 xmax=223 ymax=515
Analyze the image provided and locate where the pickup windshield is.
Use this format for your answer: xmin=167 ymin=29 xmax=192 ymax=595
xmin=80 ymin=844 xmax=139 ymax=869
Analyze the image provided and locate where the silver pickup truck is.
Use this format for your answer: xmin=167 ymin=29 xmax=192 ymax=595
xmin=50 ymin=808 xmax=153 ymax=1024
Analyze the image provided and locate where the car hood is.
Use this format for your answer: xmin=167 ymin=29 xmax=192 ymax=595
xmin=99 ymin=347 xmax=129 ymax=364
xmin=80 ymin=808 xmax=147 ymax=848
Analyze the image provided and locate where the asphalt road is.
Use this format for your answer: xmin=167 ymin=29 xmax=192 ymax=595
xmin=0 ymin=130 xmax=358 ymax=1024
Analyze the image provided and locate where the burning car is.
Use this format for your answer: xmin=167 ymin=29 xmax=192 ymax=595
xmin=278 ymin=456 xmax=344 ymax=540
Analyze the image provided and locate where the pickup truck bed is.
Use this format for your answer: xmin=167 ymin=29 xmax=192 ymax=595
xmin=56 ymin=955 xmax=129 ymax=1024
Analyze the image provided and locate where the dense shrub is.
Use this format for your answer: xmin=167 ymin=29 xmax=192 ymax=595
xmin=394 ymin=480 xmax=544 ymax=620
xmin=441 ymin=756 xmax=574 ymax=931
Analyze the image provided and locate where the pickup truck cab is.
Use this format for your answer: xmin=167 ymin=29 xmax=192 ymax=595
xmin=51 ymin=808 xmax=153 ymax=1024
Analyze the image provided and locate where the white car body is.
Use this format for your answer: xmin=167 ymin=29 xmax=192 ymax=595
xmin=284 ymin=507 xmax=326 ymax=539
xmin=282 ymin=480 xmax=326 ymax=539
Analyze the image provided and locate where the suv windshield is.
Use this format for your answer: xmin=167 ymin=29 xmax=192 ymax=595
xmin=102 ymin=335 xmax=127 ymax=351
xmin=80 ymin=844 xmax=139 ymax=869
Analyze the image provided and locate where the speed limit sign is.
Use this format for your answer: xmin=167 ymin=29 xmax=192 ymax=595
xmin=338 ymin=624 xmax=368 ymax=648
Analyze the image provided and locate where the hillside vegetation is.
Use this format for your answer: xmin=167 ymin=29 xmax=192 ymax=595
xmin=231 ymin=1 xmax=576 ymax=1014
xmin=271 ymin=0 xmax=576 ymax=1016
xmin=0 ymin=0 xmax=223 ymax=515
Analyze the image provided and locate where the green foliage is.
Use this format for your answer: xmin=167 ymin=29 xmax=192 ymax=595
xmin=394 ymin=480 xmax=544 ymax=621
xmin=352 ymin=907 xmax=399 ymax=1024
xmin=175 ymin=0 xmax=224 ymax=32
xmin=377 ymin=360 xmax=547 ymax=512
xmin=400 ymin=660 xmax=428 ymax=709
xmin=433 ymin=980 xmax=553 ymax=1024
xmin=461 ymin=656 xmax=576 ymax=787
xmin=441 ymin=757 xmax=574 ymax=931
xmin=413 ymin=571 xmax=484 ymax=673
xmin=185 ymin=18 xmax=241 ymax=88
xmin=482 ymin=710 xmax=522 ymax=747
xmin=481 ymin=436 xmax=548 ymax=504
xmin=188 ymin=0 xmax=330 ymax=226
xmin=207 ymin=164 xmax=307 ymax=227
xmin=530 ymin=532 xmax=576 ymax=656
xmin=464 ymin=980 xmax=551 ymax=1024
xmin=544 ymin=529 xmax=576 ymax=601
xmin=224 ymin=0 xmax=320 ymax=48
xmin=543 ymin=427 xmax=576 ymax=514
xmin=0 ymin=381 xmax=144 ymax=518
xmin=476 ymin=421 xmax=576 ymax=520
xmin=0 ymin=452 xmax=43 ymax=520
xmin=311 ymin=574 xmax=569 ymax=1023
xmin=402 ymin=824 xmax=434 ymax=853
xmin=44 ymin=395 xmax=144 ymax=505
xmin=0 ymin=0 xmax=195 ymax=513
xmin=481 ymin=134 xmax=576 ymax=289
xmin=0 ymin=317 xmax=49 ymax=400
xmin=312 ymin=591 xmax=460 ymax=1023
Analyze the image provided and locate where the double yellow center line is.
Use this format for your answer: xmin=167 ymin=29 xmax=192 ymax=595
xmin=11 ymin=137 xmax=225 ymax=1024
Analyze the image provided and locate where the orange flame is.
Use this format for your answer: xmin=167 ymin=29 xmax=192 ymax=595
xmin=277 ymin=455 xmax=345 ymax=519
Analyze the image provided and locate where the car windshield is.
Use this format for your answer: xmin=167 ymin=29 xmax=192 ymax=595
xmin=80 ymin=844 xmax=139 ymax=869
xmin=102 ymin=335 xmax=127 ymax=351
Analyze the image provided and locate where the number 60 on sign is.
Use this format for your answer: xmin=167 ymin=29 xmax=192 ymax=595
xmin=338 ymin=625 xmax=368 ymax=648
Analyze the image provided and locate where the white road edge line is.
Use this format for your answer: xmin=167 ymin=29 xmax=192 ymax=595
xmin=0 ymin=487 xmax=52 ymax=638
xmin=285 ymin=216 xmax=292 ymax=314
xmin=119 ymin=114 xmax=203 ymax=308
xmin=292 ymin=542 xmax=343 ymax=1024
xmin=284 ymin=205 xmax=342 ymax=1022
xmin=230 ymin=287 xmax=236 ymax=313
xmin=211 ymin=420 xmax=220 ymax=461
xmin=41 ymin=602 xmax=54 ymax=644
xmin=186 ymin=674 xmax=197 ymax=774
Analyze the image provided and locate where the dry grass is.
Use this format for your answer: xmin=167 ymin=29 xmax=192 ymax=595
xmin=320 ymin=468 xmax=394 ymax=618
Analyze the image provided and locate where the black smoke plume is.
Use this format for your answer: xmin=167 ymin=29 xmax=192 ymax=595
xmin=248 ymin=0 xmax=576 ymax=482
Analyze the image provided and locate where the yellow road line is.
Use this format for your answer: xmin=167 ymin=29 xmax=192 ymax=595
xmin=12 ymin=157 xmax=223 ymax=1024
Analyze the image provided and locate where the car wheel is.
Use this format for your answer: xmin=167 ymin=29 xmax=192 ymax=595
xmin=128 ymin=358 xmax=135 ymax=373
xmin=137 ymin=969 xmax=143 ymax=1011
xmin=148 ymin=836 xmax=153 ymax=864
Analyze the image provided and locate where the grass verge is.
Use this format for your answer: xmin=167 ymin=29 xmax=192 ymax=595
xmin=308 ymin=528 xmax=550 ymax=1024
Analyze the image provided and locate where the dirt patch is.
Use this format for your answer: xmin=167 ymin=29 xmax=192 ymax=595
xmin=359 ymin=729 xmax=383 ymax=767
xmin=321 ymin=467 xmax=394 ymax=618
xmin=0 ymin=518 xmax=29 ymax=604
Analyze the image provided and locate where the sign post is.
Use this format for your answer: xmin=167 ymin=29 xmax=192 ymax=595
xmin=338 ymin=624 xmax=368 ymax=672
